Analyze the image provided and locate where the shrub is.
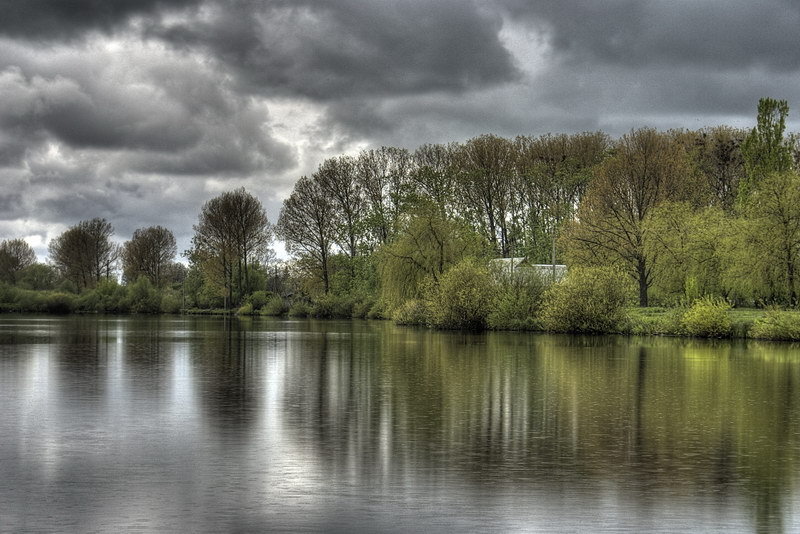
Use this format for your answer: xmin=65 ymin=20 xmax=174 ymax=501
xmin=288 ymin=300 xmax=311 ymax=317
xmin=487 ymin=271 xmax=547 ymax=330
xmin=160 ymin=290 xmax=182 ymax=314
xmin=237 ymin=303 xmax=254 ymax=316
xmin=750 ymin=309 xmax=800 ymax=340
xmin=260 ymin=296 xmax=288 ymax=316
xmin=351 ymin=296 xmax=376 ymax=319
xmin=539 ymin=267 xmax=631 ymax=333
xmin=41 ymin=292 xmax=76 ymax=314
xmin=125 ymin=277 xmax=160 ymax=314
xmin=248 ymin=291 xmax=270 ymax=311
xmin=426 ymin=258 xmax=494 ymax=330
xmin=680 ymin=296 xmax=732 ymax=337
xmin=311 ymin=294 xmax=354 ymax=318
xmin=367 ymin=299 xmax=389 ymax=320
xmin=392 ymin=299 xmax=428 ymax=326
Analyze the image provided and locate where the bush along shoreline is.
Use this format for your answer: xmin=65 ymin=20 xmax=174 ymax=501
xmin=4 ymin=262 xmax=800 ymax=342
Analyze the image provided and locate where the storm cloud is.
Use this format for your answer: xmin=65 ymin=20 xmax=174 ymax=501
xmin=1 ymin=0 xmax=800 ymax=259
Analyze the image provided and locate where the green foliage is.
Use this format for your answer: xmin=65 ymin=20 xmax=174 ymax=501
xmin=539 ymin=267 xmax=631 ymax=333
xmin=248 ymin=290 xmax=270 ymax=310
xmin=18 ymin=263 xmax=58 ymax=291
xmin=77 ymin=279 xmax=129 ymax=313
xmin=426 ymin=258 xmax=494 ymax=330
xmin=367 ymin=299 xmax=389 ymax=320
xmin=392 ymin=299 xmax=428 ymax=326
xmin=487 ymin=269 xmax=547 ymax=330
xmin=125 ymin=277 xmax=161 ymax=314
xmin=287 ymin=300 xmax=311 ymax=317
xmin=260 ymin=296 xmax=288 ymax=316
xmin=739 ymin=97 xmax=793 ymax=203
xmin=237 ymin=303 xmax=254 ymax=316
xmin=680 ymin=296 xmax=732 ymax=338
xmin=311 ymin=293 xmax=355 ymax=318
xmin=749 ymin=309 xmax=800 ymax=340
xmin=160 ymin=290 xmax=182 ymax=314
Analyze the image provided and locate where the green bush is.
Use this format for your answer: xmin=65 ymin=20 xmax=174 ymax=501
xmin=260 ymin=296 xmax=288 ymax=316
xmin=311 ymin=294 xmax=354 ymax=318
xmin=539 ymin=267 xmax=631 ymax=333
xmin=351 ymin=296 xmax=376 ymax=319
xmin=288 ymin=300 xmax=311 ymax=317
xmin=487 ymin=271 xmax=547 ymax=330
xmin=367 ymin=299 xmax=389 ymax=320
xmin=248 ymin=290 xmax=270 ymax=311
xmin=680 ymin=296 xmax=732 ymax=337
xmin=125 ymin=277 xmax=161 ymax=314
xmin=392 ymin=299 xmax=428 ymax=326
xmin=237 ymin=302 xmax=254 ymax=316
xmin=41 ymin=292 xmax=76 ymax=314
xmin=160 ymin=290 xmax=182 ymax=314
xmin=426 ymin=258 xmax=494 ymax=330
xmin=750 ymin=309 xmax=800 ymax=340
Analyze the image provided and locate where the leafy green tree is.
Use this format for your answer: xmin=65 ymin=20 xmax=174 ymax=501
xmin=563 ymin=128 xmax=698 ymax=306
xmin=643 ymin=202 xmax=727 ymax=303
xmin=739 ymin=171 xmax=800 ymax=305
xmin=739 ymin=98 xmax=794 ymax=203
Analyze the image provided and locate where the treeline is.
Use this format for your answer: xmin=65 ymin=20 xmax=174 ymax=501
xmin=1 ymin=98 xmax=799 ymax=329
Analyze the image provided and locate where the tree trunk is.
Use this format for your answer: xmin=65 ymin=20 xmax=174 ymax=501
xmin=637 ymin=258 xmax=649 ymax=307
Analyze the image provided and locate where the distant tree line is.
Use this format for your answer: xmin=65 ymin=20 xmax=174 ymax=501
xmin=0 ymin=98 xmax=798 ymax=321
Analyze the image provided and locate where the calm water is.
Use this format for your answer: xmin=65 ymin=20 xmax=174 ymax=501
xmin=1 ymin=316 xmax=800 ymax=532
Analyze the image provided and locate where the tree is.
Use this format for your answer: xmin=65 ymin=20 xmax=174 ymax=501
xmin=455 ymin=135 xmax=515 ymax=256
xmin=122 ymin=226 xmax=177 ymax=287
xmin=316 ymin=156 xmax=364 ymax=258
xmin=189 ymin=188 xmax=271 ymax=307
xmin=0 ymin=238 xmax=36 ymax=284
xmin=736 ymin=172 xmax=800 ymax=305
xmin=739 ymin=98 xmax=794 ymax=203
xmin=377 ymin=203 xmax=488 ymax=309
xmin=277 ymin=175 xmax=335 ymax=294
xmin=48 ymin=218 xmax=118 ymax=290
xmin=643 ymin=202 xmax=727 ymax=302
xmin=357 ymin=146 xmax=413 ymax=247
xmin=563 ymin=129 xmax=697 ymax=306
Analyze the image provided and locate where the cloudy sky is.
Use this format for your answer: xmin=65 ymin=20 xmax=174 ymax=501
xmin=2 ymin=0 xmax=799 ymax=260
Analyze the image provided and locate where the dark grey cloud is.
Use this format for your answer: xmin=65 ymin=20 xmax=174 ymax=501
xmin=503 ymin=0 xmax=800 ymax=71
xmin=151 ymin=0 xmax=519 ymax=100
xmin=0 ymin=0 xmax=202 ymax=40
xmin=2 ymin=0 xmax=800 ymax=261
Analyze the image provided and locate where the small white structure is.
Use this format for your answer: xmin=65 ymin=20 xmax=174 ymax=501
xmin=488 ymin=257 xmax=566 ymax=282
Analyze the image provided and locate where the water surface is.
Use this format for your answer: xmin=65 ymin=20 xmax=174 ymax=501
xmin=1 ymin=315 xmax=799 ymax=532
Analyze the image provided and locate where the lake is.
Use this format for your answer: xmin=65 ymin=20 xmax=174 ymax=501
xmin=1 ymin=315 xmax=799 ymax=532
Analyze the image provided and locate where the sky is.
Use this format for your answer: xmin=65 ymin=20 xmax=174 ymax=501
xmin=2 ymin=0 xmax=800 ymax=261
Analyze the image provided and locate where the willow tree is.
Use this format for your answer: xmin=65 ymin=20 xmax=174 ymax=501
xmin=563 ymin=128 xmax=698 ymax=306
xmin=737 ymin=171 xmax=800 ymax=305
xmin=189 ymin=188 xmax=271 ymax=307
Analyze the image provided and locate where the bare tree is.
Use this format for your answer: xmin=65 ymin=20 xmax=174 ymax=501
xmin=277 ymin=174 xmax=335 ymax=294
